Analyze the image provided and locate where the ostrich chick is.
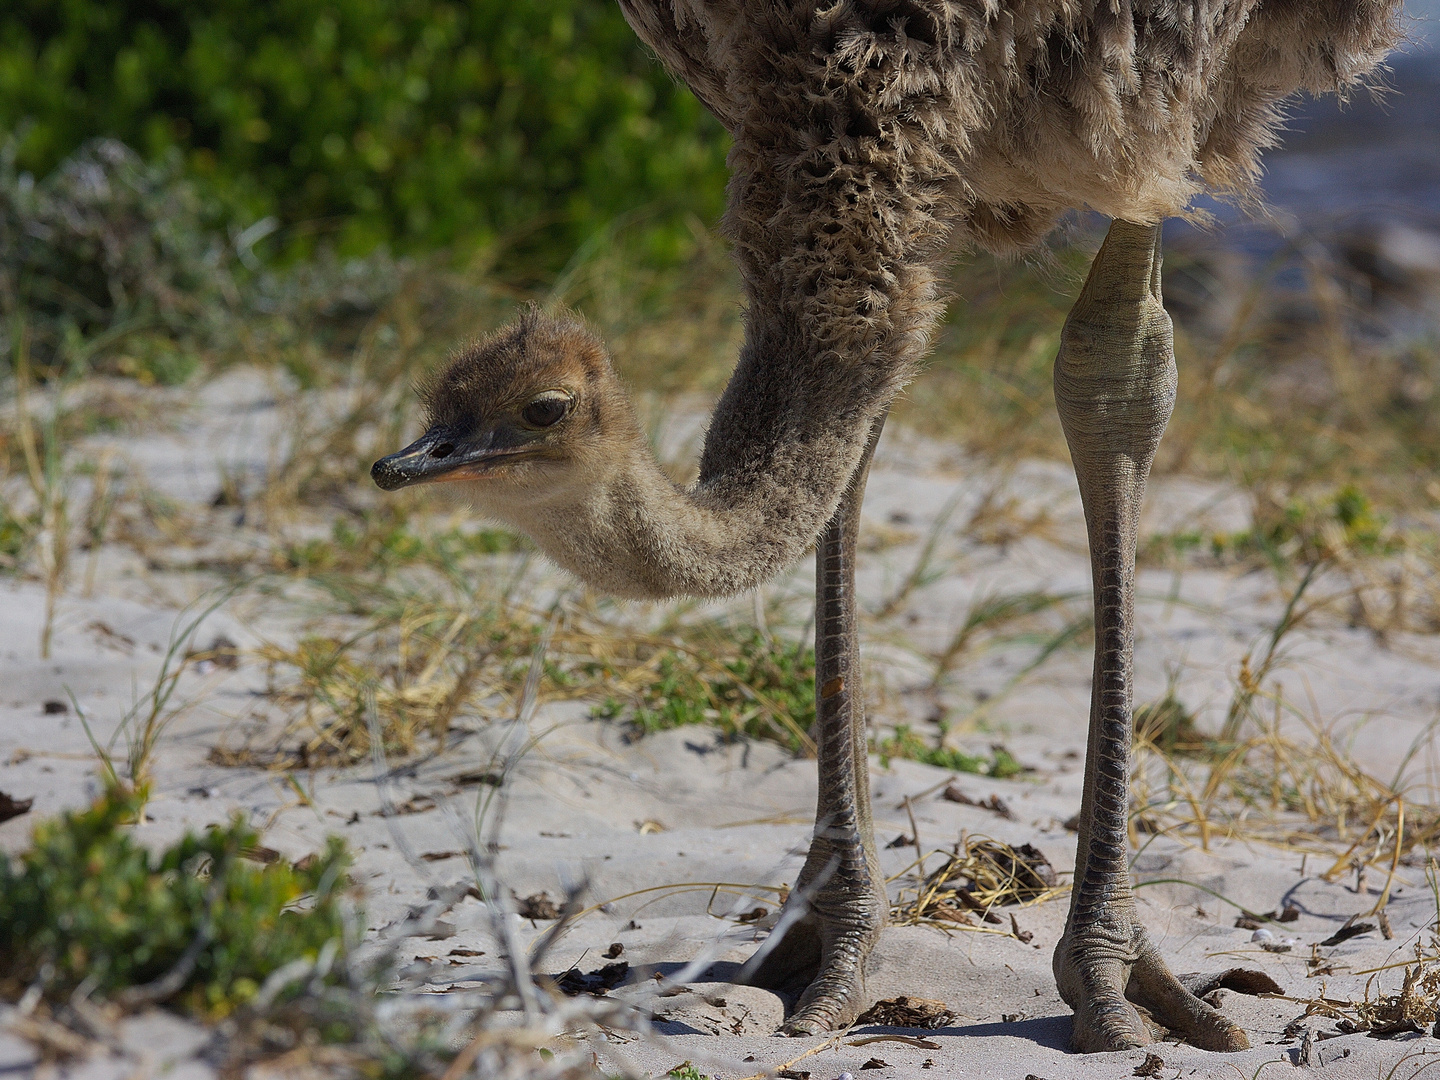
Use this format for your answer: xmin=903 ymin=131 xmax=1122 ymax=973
xmin=375 ymin=0 xmax=1403 ymax=1052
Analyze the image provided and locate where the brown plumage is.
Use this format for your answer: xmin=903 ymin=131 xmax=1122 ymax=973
xmin=626 ymin=0 xmax=1402 ymax=246
xmin=375 ymin=0 xmax=1403 ymax=1051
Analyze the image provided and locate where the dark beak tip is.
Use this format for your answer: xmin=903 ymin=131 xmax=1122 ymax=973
xmin=371 ymin=456 xmax=407 ymax=491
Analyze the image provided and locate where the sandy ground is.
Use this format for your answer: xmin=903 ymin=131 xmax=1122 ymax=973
xmin=4 ymin=367 xmax=1440 ymax=1078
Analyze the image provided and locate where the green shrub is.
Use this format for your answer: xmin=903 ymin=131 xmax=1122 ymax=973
xmin=0 ymin=0 xmax=730 ymax=268
xmin=0 ymin=137 xmax=232 ymax=374
xmin=0 ymin=785 xmax=351 ymax=1017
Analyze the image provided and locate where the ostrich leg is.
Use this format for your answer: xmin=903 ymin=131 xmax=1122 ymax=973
xmin=1052 ymin=221 xmax=1247 ymax=1053
xmin=748 ymin=414 xmax=889 ymax=1035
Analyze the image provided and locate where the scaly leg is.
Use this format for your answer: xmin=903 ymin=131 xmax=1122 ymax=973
xmin=1052 ymin=220 xmax=1247 ymax=1053
xmin=747 ymin=414 xmax=888 ymax=1035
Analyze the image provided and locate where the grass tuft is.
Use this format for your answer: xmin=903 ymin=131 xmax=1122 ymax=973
xmin=593 ymin=626 xmax=816 ymax=753
xmin=873 ymin=724 xmax=1024 ymax=778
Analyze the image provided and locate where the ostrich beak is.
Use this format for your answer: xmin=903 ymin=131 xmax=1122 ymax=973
xmin=371 ymin=426 xmax=534 ymax=491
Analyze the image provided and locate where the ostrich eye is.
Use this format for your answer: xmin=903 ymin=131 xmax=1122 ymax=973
xmin=521 ymin=392 xmax=570 ymax=428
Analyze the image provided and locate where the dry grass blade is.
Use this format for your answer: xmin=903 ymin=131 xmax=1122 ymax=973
xmin=10 ymin=319 xmax=75 ymax=660
xmin=874 ymin=484 xmax=966 ymax=618
xmin=213 ymin=551 xmax=820 ymax=768
xmin=930 ymin=588 xmax=1083 ymax=689
xmin=1277 ymin=947 xmax=1440 ymax=1039
xmin=1134 ymin=691 xmax=1431 ymax=865
xmin=1127 ymin=556 xmax=1440 ymax=877
xmin=223 ymin=601 xmax=532 ymax=768
xmin=733 ymin=1028 xmax=854 ymax=1080
xmin=1218 ymin=562 xmax=1323 ymax=743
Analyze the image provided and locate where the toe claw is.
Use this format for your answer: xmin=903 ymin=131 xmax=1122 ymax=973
xmin=747 ymin=902 xmax=882 ymax=1036
xmin=779 ymin=1013 xmax=831 ymax=1037
xmin=1130 ymin=944 xmax=1250 ymax=1051
xmin=1058 ymin=931 xmax=1251 ymax=1053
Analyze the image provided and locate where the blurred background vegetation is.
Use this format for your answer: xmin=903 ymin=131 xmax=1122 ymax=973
xmin=0 ymin=0 xmax=728 ymax=268
xmin=1 ymin=0 xmax=1438 ymax=517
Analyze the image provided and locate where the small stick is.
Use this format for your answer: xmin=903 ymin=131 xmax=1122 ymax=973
xmin=904 ymin=795 xmax=925 ymax=880
xmin=893 ymin=776 xmax=953 ymax=809
xmin=734 ymin=1027 xmax=853 ymax=1080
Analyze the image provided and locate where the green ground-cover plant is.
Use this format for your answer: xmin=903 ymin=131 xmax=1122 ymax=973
xmin=235 ymin=574 xmax=827 ymax=766
xmin=593 ymin=626 xmax=818 ymax=753
xmin=873 ymin=723 xmax=1024 ymax=778
xmin=1142 ymin=484 xmax=1399 ymax=573
xmin=0 ymin=785 xmax=350 ymax=1017
xmin=280 ymin=505 xmax=517 ymax=578
xmin=0 ymin=0 xmax=728 ymax=267
xmin=1216 ymin=484 xmax=1396 ymax=566
xmin=0 ymin=499 xmax=25 ymax=568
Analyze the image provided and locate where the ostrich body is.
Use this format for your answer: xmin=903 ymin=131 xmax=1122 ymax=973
xmin=374 ymin=0 xmax=1401 ymax=1052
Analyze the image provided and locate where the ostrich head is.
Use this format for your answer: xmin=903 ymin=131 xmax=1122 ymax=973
xmin=371 ymin=309 xmax=642 ymax=527
xmin=370 ymin=303 xmax=886 ymax=601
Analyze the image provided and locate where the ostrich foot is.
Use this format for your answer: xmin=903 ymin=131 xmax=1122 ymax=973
xmin=1055 ymin=921 xmax=1249 ymax=1053
xmin=746 ymin=894 xmax=885 ymax=1034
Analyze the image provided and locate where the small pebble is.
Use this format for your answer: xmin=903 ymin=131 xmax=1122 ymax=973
xmin=836 ymin=1073 xmax=854 ymax=1080
xmin=1250 ymin=927 xmax=1274 ymax=942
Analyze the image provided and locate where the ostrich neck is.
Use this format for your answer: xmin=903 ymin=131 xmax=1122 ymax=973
xmin=522 ymin=324 xmax=905 ymax=600
xmin=511 ymin=63 xmax=956 ymax=600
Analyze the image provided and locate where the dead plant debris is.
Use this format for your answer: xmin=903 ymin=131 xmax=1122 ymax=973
xmin=1234 ymin=905 xmax=1300 ymax=929
xmin=856 ymin=996 xmax=958 ymax=1029
xmin=1292 ymin=954 xmax=1440 ymax=1039
xmin=1320 ymin=916 xmax=1377 ymax=947
xmin=1134 ymin=1052 xmax=1166 ymax=1078
xmin=1127 ymin=568 xmax=1440 ymax=878
xmin=0 ymin=790 xmax=33 ymax=823
xmin=515 ymin=892 xmax=562 ymax=920
xmin=186 ymin=634 xmax=239 ymax=669
xmin=942 ymin=785 xmax=1015 ymax=819
xmin=448 ymin=770 xmax=503 ymax=788
xmin=894 ymin=838 xmax=1060 ymax=929
xmin=553 ymin=960 xmax=628 ymax=997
